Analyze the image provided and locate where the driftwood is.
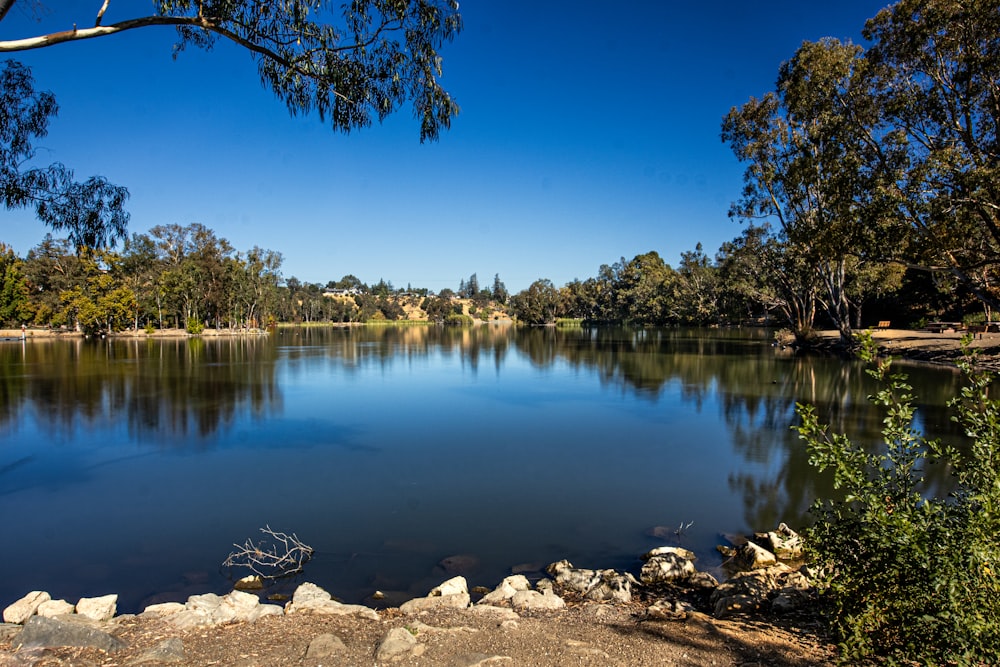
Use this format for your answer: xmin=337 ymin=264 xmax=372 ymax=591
xmin=222 ymin=525 xmax=314 ymax=579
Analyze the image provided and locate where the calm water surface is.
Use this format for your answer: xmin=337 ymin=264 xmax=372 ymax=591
xmin=0 ymin=326 xmax=969 ymax=611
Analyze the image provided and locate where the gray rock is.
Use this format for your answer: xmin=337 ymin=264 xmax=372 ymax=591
xmin=546 ymin=561 xmax=601 ymax=595
xmin=645 ymin=599 xmax=698 ymax=621
xmin=438 ymin=554 xmax=480 ymax=575
xmin=130 ymin=637 xmax=185 ymax=664
xmin=13 ymin=615 xmax=126 ymax=653
xmin=76 ymin=594 xmax=118 ymax=622
xmin=584 ymin=570 xmax=632 ymax=603
xmin=233 ymin=575 xmax=264 ymax=591
xmin=640 ymin=553 xmax=696 ymax=584
xmin=305 ymin=633 xmax=346 ymax=659
xmin=37 ymin=599 xmax=75 ymax=618
xmin=0 ymin=623 xmax=21 ymax=642
xmin=686 ymin=571 xmax=720 ymax=589
xmin=218 ymin=590 xmax=260 ymax=621
xmin=713 ymin=593 xmax=758 ymax=618
xmin=763 ymin=523 xmax=804 ymax=560
xmin=510 ymin=590 xmax=565 ymax=611
xmin=375 ymin=626 xmax=418 ymax=662
xmin=730 ymin=541 xmax=777 ymax=570
xmin=3 ymin=591 xmax=50 ymax=624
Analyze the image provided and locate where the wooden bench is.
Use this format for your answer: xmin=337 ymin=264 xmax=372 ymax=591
xmin=876 ymin=320 xmax=891 ymax=329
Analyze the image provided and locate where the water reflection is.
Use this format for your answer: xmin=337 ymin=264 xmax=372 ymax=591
xmin=0 ymin=325 xmax=974 ymax=612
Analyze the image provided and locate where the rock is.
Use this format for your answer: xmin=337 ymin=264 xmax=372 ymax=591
xmin=686 ymin=571 xmax=720 ymax=590
xmin=76 ymin=594 xmax=118 ymax=621
xmin=233 ymin=574 xmax=264 ymax=591
xmin=713 ymin=593 xmax=758 ymax=618
xmin=477 ymin=575 xmax=530 ymax=605
xmin=510 ymin=590 xmax=565 ymax=612
xmin=645 ymin=599 xmax=698 ymax=621
xmin=13 ymin=615 xmax=126 ymax=653
xmin=219 ymin=590 xmax=261 ymax=621
xmin=640 ymin=552 xmax=696 ymax=584
xmin=249 ymin=604 xmax=284 ymax=622
xmin=584 ymin=570 xmax=632 ymax=603
xmin=305 ymin=633 xmax=346 ymax=659
xmin=641 ymin=546 xmax=697 ymax=562
xmin=375 ymin=626 xmax=419 ymax=662
xmin=764 ymin=523 xmax=804 ymax=560
xmin=3 ymin=591 xmax=50 ymax=624
xmin=131 ymin=637 xmax=186 ymax=664
xmin=141 ymin=602 xmax=186 ymax=616
xmin=546 ymin=560 xmax=601 ymax=595
xmin=0 ymin=624 xmax=20 ymax=642
xmin=730 ymin=541 xmax=777 ymax=570
xmin=400 ymin=593 xmax=471 ymax=614
xmin=285 ymin=582 xmax=379 ymax=620
xmin=36 ymin=599 xmax=75 ymax=618
xmin=438 ymin=554 xmax=480 ymax=575
xmin=431 ymin=576 xmax=469 ymax=597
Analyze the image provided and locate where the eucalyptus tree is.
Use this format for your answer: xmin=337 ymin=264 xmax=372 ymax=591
xmin=20 ymin=234 xmax=88 ymax=325
xmin=861 ymin=0 xmax=1000 ymax=310
xmin=671 ymin=243 xmax=720 ymax=325
xmin=723 ymin=38 xmax=897 ymax=344
xmin=1 ymin=1 xmax=461 ymax=243
xmin=510 ymin=279 xmax=560 ymax=325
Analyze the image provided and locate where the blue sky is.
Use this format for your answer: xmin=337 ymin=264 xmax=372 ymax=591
xmin=2 ymin=1 xmax=889 ymax=293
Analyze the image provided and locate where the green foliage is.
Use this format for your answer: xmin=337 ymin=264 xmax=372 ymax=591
xmin=186 ymin=318 xmax=205 ymax=335
xmin=144 ymin=321 xmax=155 ymax=335
xmin=444 ymin=313 xmax=473 ymax=326
xmin=798 ymin=333 xmax=1000 ymax=664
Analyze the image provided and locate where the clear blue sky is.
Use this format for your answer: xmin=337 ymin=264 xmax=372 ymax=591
xmin=2 ymin=1 xmax=889 ymax=293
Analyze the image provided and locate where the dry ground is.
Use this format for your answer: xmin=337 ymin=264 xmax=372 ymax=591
xmin=0 ymin=600 xmax=835 ymax=667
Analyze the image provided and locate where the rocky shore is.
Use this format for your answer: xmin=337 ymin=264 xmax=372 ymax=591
xmin=0 ymin=525 xmax=833 ymax=666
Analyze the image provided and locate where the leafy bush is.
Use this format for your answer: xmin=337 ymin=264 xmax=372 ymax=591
xmin=144 ymin=322 xmax=155 ymax=335
xmin=185 ymin=318 xmax=205 ymax=334
xmin=797 ymin=333 xmax=1000 ymax=664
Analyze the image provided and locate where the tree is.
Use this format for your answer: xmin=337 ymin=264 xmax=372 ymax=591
xmin=861 ymin=0 xmax=1000 ymax=311
xmin=0 ymin=1 xmax=462 ymax=143
xmin=510 ymin=279 xmax=559 ymax=325
xmin=1 ymin=60 xmax=129 ymax=247
xmin=722 ymin=38 xmax=899 ymax=344
xmin=492 ymin=273 xmax=508 ymax=305
xmin=0 ymin=242 xmax=29 ymax=325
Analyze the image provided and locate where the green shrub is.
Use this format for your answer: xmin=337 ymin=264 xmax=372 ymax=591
xmin=797 ymin=333 xmax=1000 ymax=664
xmin=144 ymin=322 xmax=155 ymax=335
xmin=185 ymin=319 xmax=205 ymax=335
xmin=444 ymin=313 xmax=473 ymax=326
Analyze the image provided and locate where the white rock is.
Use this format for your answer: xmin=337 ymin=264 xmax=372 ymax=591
xmin=477 ymin=575 xmax=530 ymax=605
xmin=36 ymin=599 xmax=74 ymax=618
xmin=219 ymin=590 xmax=260 ymax=622
xmin=640 ymin=553 xmax=696 ymax=584
xmin=3 ymin=591 xmax=50 ymax=624
xmin=375 ymin=627 xmax=418 ymax=662
xmin=249 ymin=604 xmax=285 ymax=622
xmin=76 ymin=594 xmax=117 ymax=622
xmin=141 ymin=602 xmax=186 ymax=616
xmin=290 ymin=582 xmax=331 ymax=606
xmin=641 ymin=546 xmax=697 ymax=562
xmin=733 ymin=541 xmax=777 ymax=570
xmin=430 ymin=576 xmax=468 ymax=597
xmin=469 ymin=605 xmax=520 ymax=622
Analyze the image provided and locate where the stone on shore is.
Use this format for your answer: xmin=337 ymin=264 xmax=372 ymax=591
xmin=37 ymin=599 xmax=75 ymax=618
xmin=141 ymin=602 xmax=186 ymax=616
xmin=376 ymin=626 xmax=421 ymax=662
xmin=640 ymin=552 xmax=696 ymax=584
xmin=731 ymin=541 xmax=777 ymax=570
xmin=477 ymin=575 xmax=530 ymax=605
xmin=3 ymin=591 xmax=50 ymax=624
xmin=285 ymin=582 xmax=379 ymax=620
xmin=76 ymin=594 xmax=118 ymax=622
xmin=13 ymin=615 xmax=126 ymax=653
xmin=510 ymin=589 xmax=566 ymax=612
xmin=641 ymin=546 xmax=697 ymax=562
xmin=400 ymin=577 xmax=471 ymax=614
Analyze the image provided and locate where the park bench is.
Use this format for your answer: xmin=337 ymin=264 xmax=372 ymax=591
xmin=877 ymin=320 xmax=891 ymax=329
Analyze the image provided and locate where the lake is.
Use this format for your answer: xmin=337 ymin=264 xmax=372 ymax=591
xmin=0 ymin=325 xmax=970 ymax=612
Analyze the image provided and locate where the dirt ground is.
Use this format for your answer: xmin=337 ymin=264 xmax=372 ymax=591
xmin=0 ymin=599 xmax=836 ymax=667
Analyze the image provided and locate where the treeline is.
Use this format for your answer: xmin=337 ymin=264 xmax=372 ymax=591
xmin=0 ymin=225 xmax=515 ymax=332
xmin=512 ymin=0 xmax=1000 ymax=341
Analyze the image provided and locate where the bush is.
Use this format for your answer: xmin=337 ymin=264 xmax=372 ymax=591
xmin=797 ymin=333 xmax=1000 ymax=664
xmin=144 ymin=322 xmax=155 ymax=335
xmin=186 ymin=318 xmax=205 ymax=334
